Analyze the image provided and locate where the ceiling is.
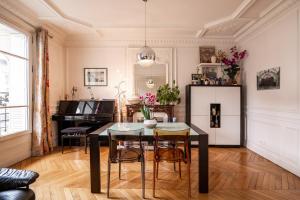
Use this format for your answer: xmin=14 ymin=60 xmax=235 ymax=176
xmin=0 ymin=0 xmax=295 ymax=40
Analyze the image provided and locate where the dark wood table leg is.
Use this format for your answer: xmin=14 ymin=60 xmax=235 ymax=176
xmin=199 ymin=133 xmax=208 ymax=193
xmin=90 ymin=134 xmax=101 ymax=193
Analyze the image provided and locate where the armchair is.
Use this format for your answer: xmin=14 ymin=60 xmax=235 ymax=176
xmin=0 ymin=168 xmax=39 ymax=200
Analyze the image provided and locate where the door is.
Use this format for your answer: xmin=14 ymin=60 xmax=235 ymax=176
xmin=191 ymin=87 xmax=215 ymax=116
xmin=215 ymin=87 xmax=240 ymax=115
xmin=215 ymin=116 xmax=240 ymax=145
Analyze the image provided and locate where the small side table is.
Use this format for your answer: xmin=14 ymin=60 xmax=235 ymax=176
xmin=61 ymin=127 xmax=91 ymax=154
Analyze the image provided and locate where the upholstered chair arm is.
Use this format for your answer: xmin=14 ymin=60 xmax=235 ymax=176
xmin=0 ymin=168 xmax=39 ymax=191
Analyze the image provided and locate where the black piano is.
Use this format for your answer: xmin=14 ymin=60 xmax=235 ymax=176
xmin=52 ymin=100 xmax=115 ymax=146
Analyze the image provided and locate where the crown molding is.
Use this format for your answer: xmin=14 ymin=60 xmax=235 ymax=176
xmin=235 ymin=0 xmax=299 ymax=42
xmin=3 ymin=0 xmax=293 ymax=45
xmin=0 ymin=0 xmax=67 ymax=44
xmin=39 ymin=0 xmax=93 ymax=28
xmin=64 ymin=38 xmax=236 ymax=48
xmin=195 ymin=0 xmax=255 ymax=38
xmin=42 ymin=23 xmax=67 ymax=45
xmin=0 ymin=0 xmax=39 ymax=32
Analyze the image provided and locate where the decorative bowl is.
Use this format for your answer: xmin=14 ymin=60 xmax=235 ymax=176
xmin=127 ymin=96 xmax=141 ymax=105
xmin=144 ymin=119 xmax=157 ymax=129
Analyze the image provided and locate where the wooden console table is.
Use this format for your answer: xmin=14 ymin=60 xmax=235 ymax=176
xmin=126 ymin=104 xmax=175 ymax=122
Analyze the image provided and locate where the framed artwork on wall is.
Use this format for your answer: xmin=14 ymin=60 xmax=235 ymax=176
xmin=257 ymin=67 xmax=280 ymax=90
xmin=84 ymin=68 xmax=108 ymax=86
xmin=199 ymin=46 xmax=215 ymax=63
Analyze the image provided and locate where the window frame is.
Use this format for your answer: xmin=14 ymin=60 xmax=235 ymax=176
xmin=0 ymin=18 xmax=32 ymax=138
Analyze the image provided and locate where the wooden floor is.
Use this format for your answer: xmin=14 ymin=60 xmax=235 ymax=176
xmin=13 ymin=147 xmax=300 ymax=200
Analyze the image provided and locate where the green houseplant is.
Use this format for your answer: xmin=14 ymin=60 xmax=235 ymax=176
xmin=156 ymin=80 xmax=180 ymax=105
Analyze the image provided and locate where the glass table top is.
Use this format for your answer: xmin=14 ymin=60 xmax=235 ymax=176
xmin=99 ymin=122 xmax=199 ymax=136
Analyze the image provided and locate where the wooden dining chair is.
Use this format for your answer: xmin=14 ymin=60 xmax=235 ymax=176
xmin=153 ymin=128 xmax=191 ymax=198
xmin=107 ymin=128 xmax=145 ymax=199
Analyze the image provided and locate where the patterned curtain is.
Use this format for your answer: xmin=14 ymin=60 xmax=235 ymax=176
xmin=32 ymin=28 xmax=53 ymax=156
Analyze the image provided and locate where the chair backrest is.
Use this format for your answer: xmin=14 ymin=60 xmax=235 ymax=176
xmin=154 ymin=128 xmax=190 ymax=142
xmin=153 ymin=128 xmax=191 ymax=162
xmin=107 ymin=128 xmax=144 ymax=160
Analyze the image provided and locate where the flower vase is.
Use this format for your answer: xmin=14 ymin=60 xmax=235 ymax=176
xmin=144 ymin=119 xmax=157 ymax=129
xmin=235 ymin=70 xmax=241 ymax=85
xmin=225 ymin=65 xmax=240 ymax=85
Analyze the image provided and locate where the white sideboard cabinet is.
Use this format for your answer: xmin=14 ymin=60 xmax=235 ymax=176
xmin=186 ymin=85 xmax=243 ymax=146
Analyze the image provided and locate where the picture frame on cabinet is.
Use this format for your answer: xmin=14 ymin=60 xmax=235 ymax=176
xmin=202 ymin=66 xmax=218 ymax=79
xmin=84 ymin=68 xmax=108 ymax=86
xmin=191 ymin=74 xmax=202 ymax=85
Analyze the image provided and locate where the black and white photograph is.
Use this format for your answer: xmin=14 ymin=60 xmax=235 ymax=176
xmin=257 ymin=67 xmax=280 ymax=90
xmin=84 ymin=68 xmax=108 ymax=86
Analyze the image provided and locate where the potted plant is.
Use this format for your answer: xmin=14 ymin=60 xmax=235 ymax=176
xmin=156 ymin=80 xmax=180 ymax=105
xmin=139 ymin=93 xmax=157 ymax=128
xmin=218 ymin=46 xmax=247 ymax=85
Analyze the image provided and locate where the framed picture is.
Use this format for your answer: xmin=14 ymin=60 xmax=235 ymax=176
xmin=202 ymin=66 xmax=218 ymax=79
xmin=257 ymin=67 xmax=280 ymax=90
xmin=191 ymin=74 xmax=202 ymax=81
xmin=199 ymin=46 xmax=215 ymax=63
xmin=191 ymin=74 xmax=202 ymax=85
xmin=84 ymin=68 xmax=108 ymax=86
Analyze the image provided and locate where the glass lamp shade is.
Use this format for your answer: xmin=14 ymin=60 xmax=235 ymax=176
xmin=137 ymin=46 xmax=156 ymax=67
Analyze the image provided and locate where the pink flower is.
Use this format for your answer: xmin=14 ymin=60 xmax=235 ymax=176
xmin=222 ymin=47 xmax=247 ymax=67
xmin=140 ymin=92 xmax=156 ymax=105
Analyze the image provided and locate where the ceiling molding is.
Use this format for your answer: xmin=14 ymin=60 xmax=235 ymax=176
xmin=232 ymin=0 xmax=257 ymax=18
xmin=259 ymin=0 xmax=283 ymax=18
xmin=2 ymin=0 xmax=296 ymax=43
xmin=42 ymin=23 xmax=67 ymax=45
xmin=197 ymin=0 xmax=256 ymax=38
xmin=64 ymin=38 xmax=236 ymax=48
xmin=39 ymin=0 xmax=93 ymax=28
xmin=0 ymin=0 xmax=40 ymax=29
xmin=195 ymin=29 xmax=205 ymax=38
xmin=0 ymin=0 xmax=67 ymax=43
xmin=235 ymin=0 xmax=299 ymax=42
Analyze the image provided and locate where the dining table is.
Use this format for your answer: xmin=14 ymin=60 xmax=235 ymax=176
xmin=89 ymin=122 xmax=209 ymax=194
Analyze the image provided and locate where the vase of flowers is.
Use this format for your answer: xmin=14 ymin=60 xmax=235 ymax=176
xmin=139 ymin=93 xmax=157 ymax=128
xmin=218 ymin=46 xmax=247 ymax=85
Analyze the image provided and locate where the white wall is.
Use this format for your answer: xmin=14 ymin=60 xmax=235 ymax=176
xmin=48 ymin=38 xmax=66 ymax=146
xmin=66 ymin=47 xmax=126 ymax=100
xmin=240 ymin=7 xmax=300 ymax=176
xmin=66 ymin=42 xmax=234 ymax=122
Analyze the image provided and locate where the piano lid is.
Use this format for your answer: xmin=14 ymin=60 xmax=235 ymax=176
xmin=57 ymin=100 xmax=115 ymax=115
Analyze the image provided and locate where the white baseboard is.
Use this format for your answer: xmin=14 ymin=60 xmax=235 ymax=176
xmin=247 ymin=141 xmax=300 ymax=177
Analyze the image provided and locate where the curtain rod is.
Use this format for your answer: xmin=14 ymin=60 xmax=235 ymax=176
xmin=1 ymin=5 xmax=54 ymax=38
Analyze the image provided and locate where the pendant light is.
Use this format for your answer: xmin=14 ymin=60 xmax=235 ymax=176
xmin=137 ymin=0 xmax=155 ymax=67
xmin=146 ymin=79 xmax=155 ymax=89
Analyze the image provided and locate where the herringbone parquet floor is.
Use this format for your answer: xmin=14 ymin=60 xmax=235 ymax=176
xmin=13 ymin=147 xmax=300 ymax=200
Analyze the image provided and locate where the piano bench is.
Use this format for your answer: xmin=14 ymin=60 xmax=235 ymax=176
xmin=61 ymin=127 xmax=91 ymax=154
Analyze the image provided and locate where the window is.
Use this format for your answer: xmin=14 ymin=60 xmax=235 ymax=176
xmin=0 ymin=22 xmax=30 ymax=136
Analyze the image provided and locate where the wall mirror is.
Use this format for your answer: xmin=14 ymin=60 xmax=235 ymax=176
xmin=126 ymin=48 xmax=175 ymax=97
xmin=134 ymin=63 xmax=168 ymax=95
